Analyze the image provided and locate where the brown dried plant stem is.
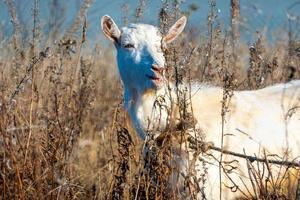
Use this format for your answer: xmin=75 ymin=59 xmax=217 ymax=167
xmin=296 ymin=173 xmax=300 ymax=199
xmin=188 ymin=137 xmax=300 ymax=168
xmin=24 ymin=59 xmax=35 ymax=165
xmin=202 ymin=0 xmax=216 ymax=81
xmin=24 ymin=0 xmax=40 ymax=166
xmin=231 ymin=0 xmax=240 ymax=64
xmin=219 ymin=38 xmax=232 ymax=200
xmin=219 ymin=83 xmax=225 ymax=200
xmin=4 ymin=0 xmax=22 ymax=54
xmin=8 ymin=49 xmax=48 ymax=109
xmin=73 ymin=17 xmax=87 ymax=91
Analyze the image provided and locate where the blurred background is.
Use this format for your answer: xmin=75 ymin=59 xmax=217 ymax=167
xmin=1 ymin=0 xmax=300 ymax=44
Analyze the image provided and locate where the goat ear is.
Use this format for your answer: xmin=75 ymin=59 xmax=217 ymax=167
xmin=163 ymin=16 xmax=187 ymax=44
xmin=101 ymin=15 xmax=120 ymax=43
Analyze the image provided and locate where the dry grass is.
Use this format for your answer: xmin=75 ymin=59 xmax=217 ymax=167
xmin=1 ymin=0 xmax=300 ymax=199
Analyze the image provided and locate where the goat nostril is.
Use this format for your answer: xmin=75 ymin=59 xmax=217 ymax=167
xmin=151 ymin=64 xmax=164 ymax=74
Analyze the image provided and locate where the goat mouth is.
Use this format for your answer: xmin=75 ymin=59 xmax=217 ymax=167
xmin=146 ymin=74 xmax=163 ymax=86
xmin=146 ymin=74 xmax=160 ymax=80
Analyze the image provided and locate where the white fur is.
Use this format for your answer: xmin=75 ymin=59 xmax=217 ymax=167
xmin=101 ymin=15 xmax=300 ymax=199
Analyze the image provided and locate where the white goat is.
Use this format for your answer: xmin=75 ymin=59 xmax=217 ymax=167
xmin=101 ymin=15 xmax=300 ymax=199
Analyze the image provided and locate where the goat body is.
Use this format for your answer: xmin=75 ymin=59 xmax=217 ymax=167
xmin=101 ymin=15 xmax=300 ymax=199
xmin=129 ymin=80 xmax=300 ymax=199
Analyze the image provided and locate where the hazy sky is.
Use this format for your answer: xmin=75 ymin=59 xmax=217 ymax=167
xmin=0 ymin=0 xmax=299 ymax=43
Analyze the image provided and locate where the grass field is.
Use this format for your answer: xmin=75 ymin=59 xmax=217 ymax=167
xmin=0 ymin=0 xmax=300 ymax=199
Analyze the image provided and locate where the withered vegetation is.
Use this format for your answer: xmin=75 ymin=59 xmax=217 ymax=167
xmin=0 ymin=0 xmax=300 ymax=199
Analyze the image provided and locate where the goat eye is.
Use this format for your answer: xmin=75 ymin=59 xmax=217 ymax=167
xmin=124 ymin=44 xmax=135 ymax=49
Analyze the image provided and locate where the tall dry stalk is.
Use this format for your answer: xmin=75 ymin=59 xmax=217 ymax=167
xmin=121 ymin=2 xmax=129 ymax=26
xmin=4 ymin=0 xmax=22 ymax=52
xmin=63 ymin=0 xmax=94 ymax=39
xmin=230 ymin=0 xmax=240 ymax=66
xmin=201 ymin=0 xmax=216 ymax=81
xmin=24 ymin=0 xmax=40 ymax=165
xmin=135 ymin=0 xmax=146 ymax=23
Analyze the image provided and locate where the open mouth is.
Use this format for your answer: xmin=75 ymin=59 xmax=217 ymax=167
xmin=145 ymin=65 xmax=165 ymax=86
xmin=145 ymin=73 xmax=163 ymax=86
xmin=146 ymin=74 xmax=161 ymax=81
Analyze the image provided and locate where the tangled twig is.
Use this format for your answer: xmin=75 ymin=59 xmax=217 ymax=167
xmin=188 ymin=136 xmax=300 ymax=168
xmin=8 ymin=47 xmax=50 ymax=108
